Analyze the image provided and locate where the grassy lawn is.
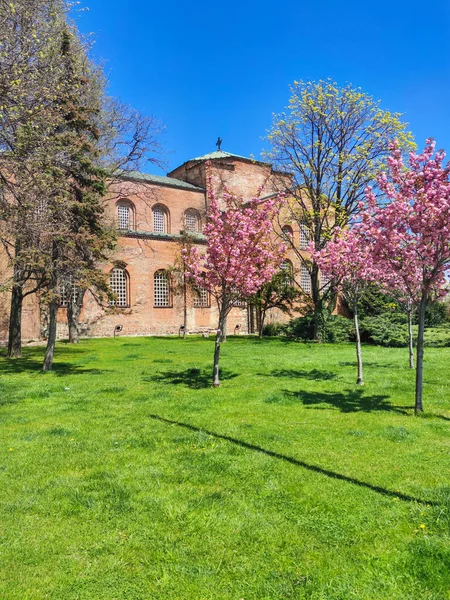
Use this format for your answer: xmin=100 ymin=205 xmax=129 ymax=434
xmin=0 ymin=337 xmax=449 ymax=600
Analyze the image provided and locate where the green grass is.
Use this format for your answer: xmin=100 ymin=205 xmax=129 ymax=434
xmin=0 ymin=337 xmax=449 ymax=600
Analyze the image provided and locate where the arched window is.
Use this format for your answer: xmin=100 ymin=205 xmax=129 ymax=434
xmin=153 ymin=205 xmax=169 ymax=234
xmin=300 ymin=223 xmax=310 ymax=250
xmin=301 ymin=263 xmax=312 ymax=294
xmin=184 ymin=209 xmax=201 ymax=233
xmin=194 ymin=287 xmax=209 ymax=308
xmin=154 ymin=270 xmax=171 ymax=307
xmin=117 ymin=201 xmax=134 ymax=230
xmin=281 ymin=225 xmax=293 ymax=241
xmin=109 ymin=267 xmax=129 ymax=307
xmin=280 ymin=259 xmax=293 ymax=286
xmin=280 ymin=259 xmax=293 ymax=273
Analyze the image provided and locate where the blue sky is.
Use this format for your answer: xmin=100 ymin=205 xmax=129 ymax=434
xmin=76 ymin=0 xmax=450 ymax=175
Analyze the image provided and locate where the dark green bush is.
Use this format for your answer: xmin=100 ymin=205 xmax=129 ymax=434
xmin=324 ymin=315 xmax=354 ymax=343
xmin=423 ymin=325 xmax=450 ymax=347
xmin=262 ymin=322 xmax=285 ymax=337
xmin=282 ymin=313 xmax=353 ymax=343
xmin=357 ymin=285 xmax=400 ymax=318
xmin=282 ymin=314 xmax=315 ymax=341
xmin=422 ymin=301 xmax=449 ymax=327
xmin=359 ymin=313 xmax=408 ymax=347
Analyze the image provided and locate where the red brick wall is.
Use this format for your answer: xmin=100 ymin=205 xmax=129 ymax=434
xmin=0 ymin=156 xmax=312 ymax=343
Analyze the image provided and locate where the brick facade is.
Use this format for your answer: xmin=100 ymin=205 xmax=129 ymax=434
xmin=0 ymin=151 xmax=311 ymax=342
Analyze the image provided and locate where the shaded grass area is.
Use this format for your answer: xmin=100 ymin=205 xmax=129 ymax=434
xmin=0 ymin=337 xmax=449 ymax=600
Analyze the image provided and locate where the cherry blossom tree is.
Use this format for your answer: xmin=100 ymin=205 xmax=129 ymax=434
xmin=312 ymin=228 xmax=381 ymax=385
xmin=183 ymin=183 xmax=286 ymax=387
xmin=362 ymin=139 xmax=450 ymax=413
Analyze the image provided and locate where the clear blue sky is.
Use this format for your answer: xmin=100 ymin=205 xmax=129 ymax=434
xmin=76 ymin=0 xmax=450 ymax=175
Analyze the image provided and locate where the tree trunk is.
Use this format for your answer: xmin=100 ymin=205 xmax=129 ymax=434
xmin=43 ymin=244 xmax=59 ymax=372
xmin=213 ymin=310 xmax=226 ymax=387
xmin=415 ymin=292 xmax=428 ymax=414
xmin=353 ymin=299 xmax=364 ymax=385
xmin=253 ymin=304 xmax=261 ymax=336
xmin=183 ymin=274 xmax=187 ymax=340
xmin=407 ymin=309 xmax=414 ymax=369
xmin=258 ymin=310 xmax=266 ymax=338
xmin=67 ymin=289 xmax=84 ymax=343
xmin=221 ymin=316 xmax=227 ymax=342
xmin=42 ymin=296 xmax=58 ymax=371
xmin=311 ymin=262 xmax=322 ymax=341
xmin=7 ymin=283 xmax=23 ymax=358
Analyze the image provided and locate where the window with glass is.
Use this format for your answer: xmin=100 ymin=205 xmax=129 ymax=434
xmin=109 ymin=268 xmax=128 ymax=307
xmin=300 ymin=223 xmax=310 ymax=249
xmin=184 ymin=209 xmax=200 ymax=233
xmin=280 ymin=259 xmax=293 ymax=286
xmin=59 ymin=281 xmax=79 ymax=307
xmin=117 ymin=203 xmax=131 ymax=230
xmin=154 ymin=271 xmax=170 ymax=307
xmin=301 ymin=263 xmax=312 ymax=293
xmin=34 ymin=198 xmax=48 ymax=222
xmin=153 ymin=205 xmax=167 ymax=233
xmin=194 ymin=287 xmax=209 ymax=308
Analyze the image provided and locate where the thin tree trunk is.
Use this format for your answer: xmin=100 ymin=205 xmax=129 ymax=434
xmin=254 ymin=304 xmax=261 ymax=336
xmin=7 ymin=283 xmax=23 ymax=358
xmin=43 ymin=244 xmax=59 ymax=372
xmin=415 ymin=292 xmax=428 ymax=414
xmin=183 ymin=274 xmax=187 ymax=340
xmin=407 ymin=309 xmax=414 ymax=369
xmin=67 ymin=289 xmax=84 ymax=343
xmin=42 ymin=296 xmax=58 ymax=371
xmin=259 ymin=310 xmax=266 ymax=338
xmin=213 ymin=310 xmax=226 ymax=387
xmin=221 ymin=316 xmax=227 ymax=342
xmin=311 ymin=262 xmax=322 ymax=341
xmin=353 ymin=298 xmax=364 ymax=385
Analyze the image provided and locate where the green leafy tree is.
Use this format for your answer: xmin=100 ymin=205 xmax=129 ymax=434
xmin=266 ymin=80 xmax=415 ymax=340
xmin=250 ymin=268 xmax=301 ymax=337
xmin=0 ymin=0 xmax=162 ymax=358
xmin=0 ymin=0 xmax=70 ymax=356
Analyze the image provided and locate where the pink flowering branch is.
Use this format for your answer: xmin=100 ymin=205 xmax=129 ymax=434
xmin=361 ymin=139 xmax=450 ymax=411
xmin=311 ymin=227 xmax=382 ymax=385
xmin=182 ymin=178 xmax=286 ymax=387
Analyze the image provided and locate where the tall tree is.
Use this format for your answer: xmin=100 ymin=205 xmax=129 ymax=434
xmin=266 ymin=80 xmax=415 ymax=339
xmin=313 ymin=227 xmax=382 ymax=385
xmin=41 ymin=27 xmax=117 ymax=371
xmin=362 ymin=139 xmax=450 ymax=413
xmin=0 ymin=0 xmax=69 ymax=356
xmin=0 ymin=0 xmax=162 ymax=357
xmin=183 ymin=178 xmax=286 ymax=387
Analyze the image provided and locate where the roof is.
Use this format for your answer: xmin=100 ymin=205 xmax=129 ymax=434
xmin=168 ymin=149 xmax=268 ymax=176
xmin=119 ymin=170 xmax=205 ymax=192
xmin=189 ymin=150 xmax=261 ymax=162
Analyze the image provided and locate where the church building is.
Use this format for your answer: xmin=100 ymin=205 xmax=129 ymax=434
xmin=0 ymin=149 xmax=311 ymax=343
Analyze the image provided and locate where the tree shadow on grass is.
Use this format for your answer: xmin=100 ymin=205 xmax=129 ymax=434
xmin=0 ymin=357 xmax=109 ymax=377
xmin=281 ymin=388 xmax=410 ymax=415
xmin=149 ymin=414 xmax=438 ymax=506
xmin=144 ymin=367 xmax=238 ymax=389
xmin=339 ymin=361 xmax=404 ymax=370
xmin=419 ymin=412 xmax=450 ymax=422
xmin=267 ymin=368 xmax=338 ymax=381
